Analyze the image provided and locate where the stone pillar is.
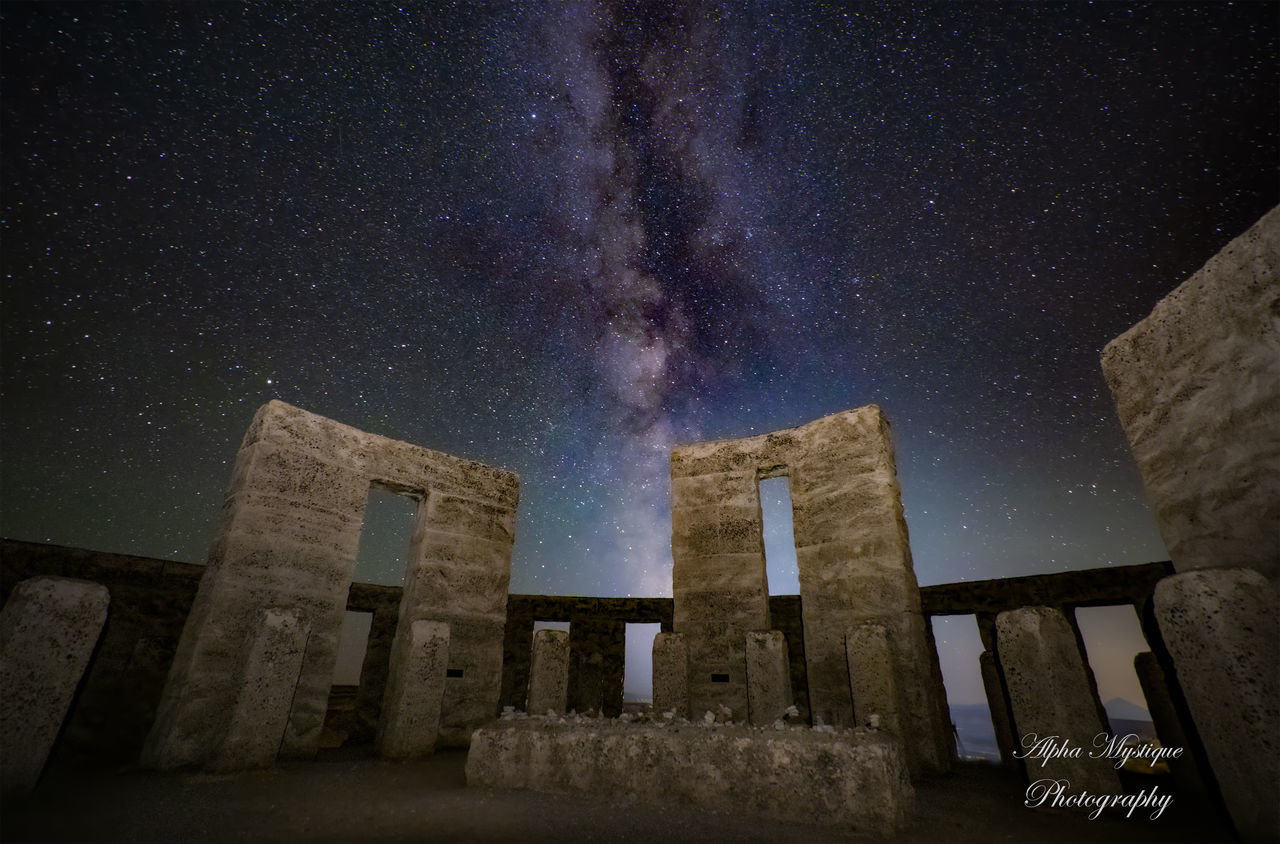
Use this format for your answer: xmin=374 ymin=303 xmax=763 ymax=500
xmin=1101 ymin=205 xmax=1280 ymax=589
xmin=0 ymin=577 xmax=110 ymax=801
xmin=979 ymin=651 xmax=1019 ymax=770
xmin=652 ymin=632 xmax=689 ymax=718
xmin=745 ymin=631 xmax=792 ymax=725
xmin=527 ymin=629 xmax=570 ymax=715
xmin=1154 ymin=569 xmax=1279 ymax=841
xmin=352 ymin=603 xmax=400 ymax=744
xmin=209 ymin=607 xmax=311 ymax=772
xmin=378 ymin=620 xmax=450 ymax=760
xmin=845 ymin=623 xmax=900 ymax=732
xmin=1133 ymin=651 xmax=1206 ymax=796
xmin=996 ymin=606 xmax=1121 ymax=795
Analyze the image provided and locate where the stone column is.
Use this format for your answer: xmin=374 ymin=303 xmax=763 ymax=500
xmin=745 ymin=631 xmax=792 ymax=725
xmin=996 ymin=606 xmax=1121 ymax=795
xmin=1133 ymin=651 xmax=1206 ymax=797
xmin=569 ymin=618 xmax=625 ymax=717
xmin=845 ymin=623 xmax=900 ymax=732
xmin=378 ymin=620 xmax=450 ymax=759
xmin=978 ymin=651 xmax=1019 ymax=770
xmin=209 ymin=607 xmax=311 ymax=772
xmin=1154 ymin=569 xmax=1279 ymax=841
xmin=498 ymin=603 xmax=535 ymax=712
xmin=527 ymin=629 xmax=570 ymax=715
xmin=0 ymin=577 xmax=110 ymax=801
xmin=652 ymin=632 xmax=689 ymax=719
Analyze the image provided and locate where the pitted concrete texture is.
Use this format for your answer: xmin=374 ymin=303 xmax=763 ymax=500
xmin=379 ymin=620 xmax=450 ymax=760
xmin=0 ymin=577 xmax=110 ymax=801
xmin=465 ymin=719 xmax=914 ymax=838
xmin=995 ymin=606 xmax=1121 ymax=796
xmin=846 ymin=623 xmax=899 ymax=732
xmin=745 ymin=630 xmax=792 ymax=725
xmin=1102 ymin=205 xmax=1280 ymax=588
xmin=652 ymin=632 xmax=689 ymax=718
xmin=143 ymin=400 xmax=518 ymax=769
xmin=209 ymin=607 xmax=311 ymax=772
xmin=1154 ymin=569 xmax=1279 ymax=841
xmin=527 ymin=628 xmax=570 ymax=715
xmin=670 ymin=406 xmax=950 ymax=775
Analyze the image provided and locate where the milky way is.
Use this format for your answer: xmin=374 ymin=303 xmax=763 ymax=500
xmin=2 ymin=2 xmax=1276 ymax=623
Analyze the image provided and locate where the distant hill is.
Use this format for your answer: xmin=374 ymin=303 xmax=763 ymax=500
xmin=1104 ymin=697 xmax=1150 ymax=722
xmin=949 ymin=703 xmax=1000 ymax=762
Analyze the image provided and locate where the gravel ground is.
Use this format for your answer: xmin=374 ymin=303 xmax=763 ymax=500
xmin=2 ymin=749 xmax=1236 ymax=843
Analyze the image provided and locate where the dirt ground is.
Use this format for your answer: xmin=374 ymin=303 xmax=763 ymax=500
xmin=2 ymin=749 xmax=1237 ymax=843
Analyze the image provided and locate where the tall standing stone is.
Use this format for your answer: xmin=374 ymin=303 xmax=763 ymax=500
xmin=996 ymin=606 xmax=1121 ymax=796
xmin=209 ymin=607 xmax=311 ymax=772
xmin=0 ymin=577 xmax=110 ymax=801
xmin=978 ymin=651 xmax=1019 ymax=768
xmin=651 ymin=632 xmax=689 ymax=718
xmin=1133 ymin=651 xmax=1206 ymax=797
xmin=1101 ymin=205 xmax=1279 ymax=588
xmin=1154 ymin=569 xmax=1279 ymax=841
xmin=527 ymin=628 xmax=570 ymax=715
xmin=846 ymin=623 xmax=900 ymax=732
xmin=745 ymin=630 xmax=792 ymax=725
xmin=378 ymin=619 xmax=450 ymax=759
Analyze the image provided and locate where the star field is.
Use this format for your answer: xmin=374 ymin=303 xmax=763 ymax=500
xmin=3 ymin=0 xmax=1276 ymax=633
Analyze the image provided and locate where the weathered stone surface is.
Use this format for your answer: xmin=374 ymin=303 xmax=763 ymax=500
xmin=978 ymin=650 xmax=1018 ymax=768
xmin=378 ymin=620 xmax=450 ymax=760
xmin=1154 ymin=569 xmax=1279 ymax=841
xmin=143 ymin=400 xmax=518 ymax=769
xmin=1101 ymin=205 xmax=1280 ymax=587
xmin=996 ymin=606 xmax=1121 ymax=796
xmin=527 ymin=629 xmax=569 ymax=715
xmin=1133 ymin=651 xmax=1206 ymax=797
xmin=465 ymin=719 xmax=914 ymax=838
xmin=0 ymin=577 xmax=110 ymax=801
xmin=209 ymin=607 xmax=310 ymax=772
xmin=846 ymin=623 xmax=899 ymax=732
xmin=669 ymin=406 xmax=951 ymax=775
xmin=651 ymin=632 xmax=689 ymax=718
xmin=745 ymin=630 xmax=792 ymax=725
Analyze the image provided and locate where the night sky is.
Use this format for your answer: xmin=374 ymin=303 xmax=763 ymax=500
xmin=3 ymin=3 xmax=1276 ymax=702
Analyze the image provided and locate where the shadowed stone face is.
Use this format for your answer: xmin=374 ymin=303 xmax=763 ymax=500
xmin=1154 ymin=569 xmax=1279 ymax=842
xmin=142 ymin=400 xmax=518 ymax=771
xmin=669 ymin=405 xmax=951 ymax=777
